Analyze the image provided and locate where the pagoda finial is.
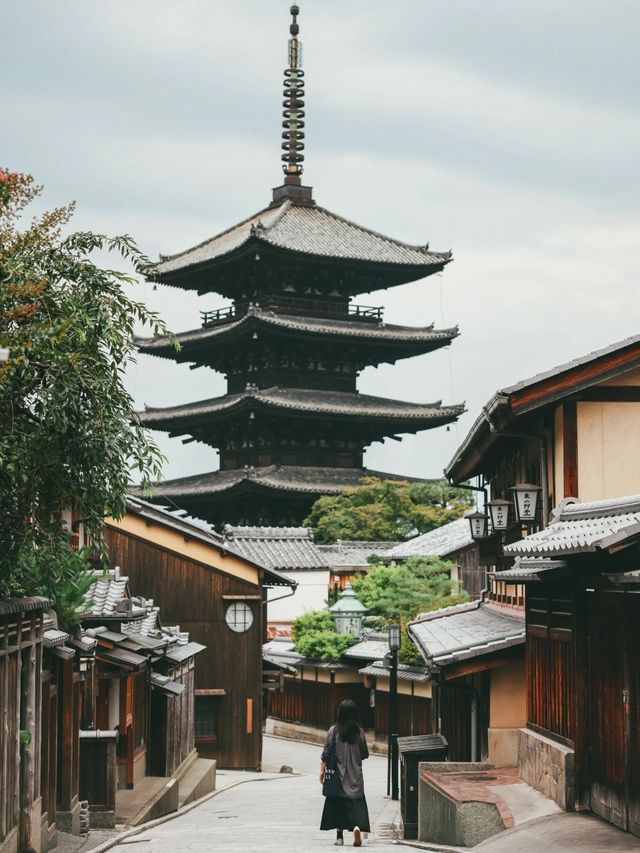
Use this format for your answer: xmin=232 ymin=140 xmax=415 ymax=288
xmin=281 ymin=4 xmax=305 ymax=185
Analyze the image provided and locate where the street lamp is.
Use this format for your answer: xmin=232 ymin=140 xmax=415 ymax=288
xmin=388 ymin=623 xmax=401 ymax=801
xmin=466 ymin=509 xmax=488 ymax=541
xmin=487 ymin=498 xmax=511 ymax=532
xmin=510 ymin=483 xmax=542 ymax=523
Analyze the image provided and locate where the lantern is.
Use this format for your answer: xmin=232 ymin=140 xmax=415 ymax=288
xmin=466 ymin=510 xmax=488 ymax=541
xmin=329 ymin=583 xmax=368 ymax=638
xmin=510 ymin=483 xmax=542 ymax=523
xmin=487 ymin=498 xmax=511 ymax=532
xmin=388 ymin=623 xmax=401 ymax=652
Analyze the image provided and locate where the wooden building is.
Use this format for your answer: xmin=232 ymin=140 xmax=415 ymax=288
xmin=134 ymin=6 xmax=462 ymax=527
xmin=408 ymin=593 xmax=525 ymax=765
xmin=0 ymin=597 xmax=49 ymax=853
xmin=104 ymin=496 xmax=295 ymax=769
xmin=385 ymin=518 xmax=483 ymax=598
xmin=502 ymin=493 xmax=640 ymax=839
xmin=264 ymin=634 xmax=432 ymax=748
xmin=446 ymin=333 xmax=640 ymax=526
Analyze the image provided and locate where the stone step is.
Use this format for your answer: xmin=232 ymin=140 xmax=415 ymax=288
xmin=178 ymin=758 xmax=217 ymax=808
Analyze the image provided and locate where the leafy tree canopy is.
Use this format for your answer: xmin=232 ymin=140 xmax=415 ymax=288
xmin=0 ymin=170 xmax=173 ymax=596
xmin=291 ymin=609 xmax=356 ymax=662
xmin=304 ymin=478 xmax=473 ymax=544
xmin=352 ymin=556 xmax=469 ymax=664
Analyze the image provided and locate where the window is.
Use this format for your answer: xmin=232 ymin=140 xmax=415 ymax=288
xmin=225 ymin=602 xmax=254 ymax=633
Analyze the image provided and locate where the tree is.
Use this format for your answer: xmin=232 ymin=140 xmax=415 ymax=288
xmin=304 ymin=477 xmax=473 ymax=544
xmin=291 ymin=609 xmax=357 ymax=661
xmin=0 ymin=169 xmax=173 ymax=596
xmin=352 ymin=557 xmax=468 ymax=664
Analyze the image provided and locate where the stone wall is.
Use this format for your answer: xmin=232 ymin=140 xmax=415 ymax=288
xmin=518 ymin=727 xmax=575 ymax=810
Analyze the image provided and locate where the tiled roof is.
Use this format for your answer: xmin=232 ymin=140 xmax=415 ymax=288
xmin=319 ymin=540 xmax=396 ymax=569
xmin=358 ymin=661 xmax=430 ymax=683
xmin=386 ymin=518 xmax=474 ymax=560
xmin=136 ymin=307 xmax=458 ymax=359
xmin=504 ymin=494 xmax=640 ymax=557
xmin=343 ymin=634 xmax=389 ymax=661
xmin=139 ymin=387 xmax=464 ymax=428
xmin=408 ymin=601 xmax=525 ymax=668
xmin=139 ymin=465 xmax=416 ymax=499
xmin=156 ymin=200 xmax=450 ymax=276
xmin=222 ymin=525 xmax=327 ymax=570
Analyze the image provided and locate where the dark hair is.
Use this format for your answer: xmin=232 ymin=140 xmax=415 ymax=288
xmin=335 ymin=699 xmax=361 ymax=744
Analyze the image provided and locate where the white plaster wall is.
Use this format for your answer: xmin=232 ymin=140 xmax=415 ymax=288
xmin=267 ymin=569 xmax=331 ymax=624
xmin=577 ymin=401 xmax=640 ymax=500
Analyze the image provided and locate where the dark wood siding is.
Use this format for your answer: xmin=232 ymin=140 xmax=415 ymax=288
xmin=105 ymin=527 xmax=263 ymax=769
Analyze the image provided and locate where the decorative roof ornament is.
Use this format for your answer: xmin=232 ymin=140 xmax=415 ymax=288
xmin=272 ymin=6 xmax=314 ymax=205
xmin=282 ymin=5 xmax=305 ymax=183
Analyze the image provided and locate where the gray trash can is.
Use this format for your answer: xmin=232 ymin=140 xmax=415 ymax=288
xmin=398 ymin=734 xmax=448 ymax=839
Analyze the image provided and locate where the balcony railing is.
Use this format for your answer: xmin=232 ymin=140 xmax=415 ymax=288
xmin=200 ymin=299 xmax=383 ymax=328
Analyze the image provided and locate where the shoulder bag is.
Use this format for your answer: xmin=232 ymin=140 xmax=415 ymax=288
xmin=322 ymin=729 xmax=344 ymax=798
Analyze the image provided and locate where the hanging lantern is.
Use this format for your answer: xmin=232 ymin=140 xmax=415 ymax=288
xmin=487 ymin=498 xmax=511 ymax=532
xmin=466 ymin=510 xmax=488 ymax=541
xmin=510 ymin=483 xmax=542 ymax=522
xmin=329 ymin=583 xmax=368 ymax=638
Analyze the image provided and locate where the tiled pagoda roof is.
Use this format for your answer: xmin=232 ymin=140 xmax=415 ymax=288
xmin=138 ymin=387 xmax=464 ymax=432
xmin=136 ymin=307 xmax=458 ymax=367
xmin=155 ymin=199 xmax=451 ymax=284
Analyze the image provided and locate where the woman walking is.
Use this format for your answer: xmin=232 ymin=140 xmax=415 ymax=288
xmin=320 ymin=699 xmax=371 ymax=847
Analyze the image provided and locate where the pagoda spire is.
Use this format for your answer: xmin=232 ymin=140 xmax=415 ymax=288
xmin=273 ymin=5 xmax=314 ymax=205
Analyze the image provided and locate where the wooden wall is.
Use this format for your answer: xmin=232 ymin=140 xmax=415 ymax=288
xmin=105 ymin=527 xmax=264 ymax=770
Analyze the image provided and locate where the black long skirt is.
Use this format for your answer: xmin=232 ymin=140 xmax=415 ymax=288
xmin=320 ymin=796 xmax=371 ymax=833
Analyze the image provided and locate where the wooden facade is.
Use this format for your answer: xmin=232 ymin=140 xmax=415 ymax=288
xmin=0 ymin=599 xmax=47 ymax=853
xmin=104 ymin=499 xmax=294 ymax=770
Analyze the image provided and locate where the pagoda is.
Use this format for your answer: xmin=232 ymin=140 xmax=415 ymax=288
xmin=136 ymin=5 xmax=464 ymax=527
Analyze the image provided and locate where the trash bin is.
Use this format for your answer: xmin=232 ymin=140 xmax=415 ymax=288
xmin=397 ymin=734 xmax=448 ymax=839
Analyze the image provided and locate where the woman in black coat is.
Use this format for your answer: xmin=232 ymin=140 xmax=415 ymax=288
xmin=319 ymin=699 xmax=370 ymax=847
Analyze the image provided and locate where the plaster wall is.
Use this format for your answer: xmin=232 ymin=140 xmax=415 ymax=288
xmin=267 ymin=570 xmax=330 ymax=623
xmin=488 ymin=659 xmax=526 ymax=767
xmin=577 ymin=401 xmax=640 ymax=500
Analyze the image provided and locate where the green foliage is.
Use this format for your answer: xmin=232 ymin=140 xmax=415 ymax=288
xmin=352 ymin=557 xmax=469 ymax=665
xmin=291 ymin=609 xmax=356 ymax=662
xmin=304 ymin=478 xmax=473 ymax=544
xmin=0 ymin=171 xmax=174 ymax=581
xmin=17 ymin=542 xmax=95 ymax=629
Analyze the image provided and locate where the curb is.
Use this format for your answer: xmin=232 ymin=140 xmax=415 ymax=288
xmin=83 ymin=774 xmax=289 ymax=853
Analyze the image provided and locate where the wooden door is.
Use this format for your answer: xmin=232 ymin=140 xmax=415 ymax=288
xmin=588 ymin=592 xmax=640 ymax=834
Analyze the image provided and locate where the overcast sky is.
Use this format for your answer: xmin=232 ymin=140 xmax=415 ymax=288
xmin=4 ymin=1 xmax=640 ymax=484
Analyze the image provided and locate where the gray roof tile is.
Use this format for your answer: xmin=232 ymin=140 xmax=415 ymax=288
xmin=387 ymin=518 xmax=474 ymax=560
xmin=408 ymin=601 xmax=525 ymax=667
xmin=156 ymin=201 xmax=450 ymax=275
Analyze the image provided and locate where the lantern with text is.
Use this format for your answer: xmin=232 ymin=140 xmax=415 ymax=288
xmin=510 ymin=483 xmax=542 ymax=523
xmin=329 ymin=583 xmax=368 ymax=638
xmin=466 ymin=510 xmax=488 ymax=541
xmin=487 ymin=498 xmax=511 ymax=532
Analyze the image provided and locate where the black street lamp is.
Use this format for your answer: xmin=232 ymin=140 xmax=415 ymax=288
xmin=388 ymin=623 xmax=401 ymax=801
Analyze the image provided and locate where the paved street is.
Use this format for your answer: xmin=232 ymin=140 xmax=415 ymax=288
xmin=110 ymin=735 xmax=400 ymax=852
xmin=107 ymin=736 xmax=640 ymax=853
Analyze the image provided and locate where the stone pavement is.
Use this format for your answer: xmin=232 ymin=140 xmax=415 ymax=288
xmin=107 ymin=735 xmax=400 ymax=852
xmin=98 ymin=735 xmax=640 ymax=853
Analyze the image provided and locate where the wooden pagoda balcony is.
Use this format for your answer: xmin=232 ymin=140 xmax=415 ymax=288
xmin=200 ymin=298 xmax=383 ymax=328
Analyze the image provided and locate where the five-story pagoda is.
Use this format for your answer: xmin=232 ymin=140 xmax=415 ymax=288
xmin=136 ymin=6 xmax=464 ymax=527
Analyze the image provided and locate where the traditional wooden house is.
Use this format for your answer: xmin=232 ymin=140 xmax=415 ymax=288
xmin=385 ymin=518 xmax=483 ymax=598
xmin=446 ymin=333 xmax=640 ymax=525
xmin=264 ymin=632 xmax=433 ymax=748
xmin=0 ymin=597 xmax=49 ymax=853
xmin=134 ymin=5 xmax=463 ymax=527
xmin=501 ymin=493 xmax=640 ymax=838
xmin=408 ymin=591 xmax=525 ymax=766
xmin=104 ymin=496 xmax=295 ymax=769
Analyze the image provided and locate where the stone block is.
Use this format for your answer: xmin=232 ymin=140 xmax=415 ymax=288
xmin=517 ymin=727 xmax=575 ymax=811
